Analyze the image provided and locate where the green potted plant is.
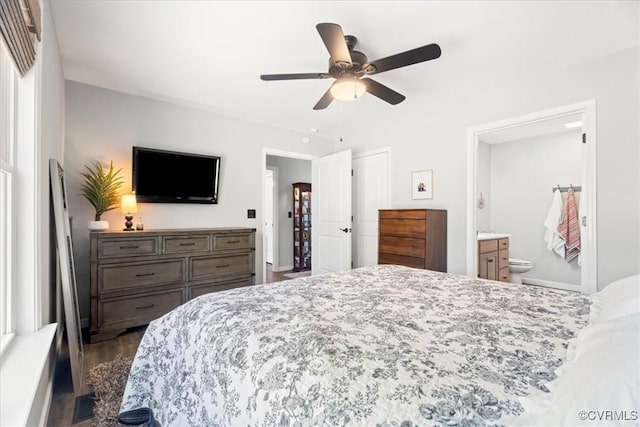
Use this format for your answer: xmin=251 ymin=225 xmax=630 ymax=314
xmin=80 ymin=160 xmax=124 ymax=230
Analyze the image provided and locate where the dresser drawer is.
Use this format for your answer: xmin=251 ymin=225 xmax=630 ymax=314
xmin=498 ymin=267 xmax=510 ymax=282
xmin=100 ymin=289 xmax=184 ymax=328
xmin=213 ymin=233 xmax=254 ymax=251
xmin=379 ymin=210 xmax=426 ymax=220
xmin=99 ymin=259 xmax=185 ymax=292
xmin=478 ymin=239 xmax=498 ymax=254
xmin=379 ymin=219 xmax=426 ymax=238
xmin=189 ymin=277 xmax=251 ymax=299
xmin=98 ymin=238 xmax=158 ymax=258
xmin=191 ymin=254 xmax=252 ymax=280
xmin=379 ymin=236 xmax=425 ymax=258
xmin=163 ymin=235 xmax=210 ymax=254
xmin=378 ymin=253 xmax=425 ymax=269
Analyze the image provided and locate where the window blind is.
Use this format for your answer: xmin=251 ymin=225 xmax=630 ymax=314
xmin=0 ymin=0 xmax=40 ymax=76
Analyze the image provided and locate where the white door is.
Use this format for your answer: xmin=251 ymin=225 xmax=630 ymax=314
xmin=264 ymin=170 xmax=274 ymax=264
xmin=352 ymin=150 xmax=390 ymax=267
xmin=312 ymin=149 xmax=352 ymax=275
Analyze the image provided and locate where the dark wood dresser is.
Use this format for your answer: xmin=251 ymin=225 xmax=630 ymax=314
xmin=378 ymin=209 xmax=447 ymax=272
xmin=89 ymin=227 xmax=255 ymax=342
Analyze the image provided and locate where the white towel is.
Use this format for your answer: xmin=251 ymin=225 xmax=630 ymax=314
xmin=544 ymin=189 xmax=565 ymax=258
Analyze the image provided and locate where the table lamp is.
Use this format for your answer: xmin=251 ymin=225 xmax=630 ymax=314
xmin=120 ymin=194 xmax=138 ymax=231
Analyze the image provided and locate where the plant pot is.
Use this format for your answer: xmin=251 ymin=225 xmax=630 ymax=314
xmin=88 ymin=220 xmax=109 ymax=231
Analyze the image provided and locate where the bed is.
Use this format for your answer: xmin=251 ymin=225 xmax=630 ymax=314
xmin=118 ymin=264 xmax=613 ymax=426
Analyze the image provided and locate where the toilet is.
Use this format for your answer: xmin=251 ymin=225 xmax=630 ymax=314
xmin=509 ymin=258 xmax=533 ymax=284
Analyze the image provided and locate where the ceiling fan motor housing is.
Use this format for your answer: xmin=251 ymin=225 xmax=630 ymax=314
xmin=328 ymin=35 xmax=369 ymax=77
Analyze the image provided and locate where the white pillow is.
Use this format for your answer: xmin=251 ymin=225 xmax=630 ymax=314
xmin=590 ymin=274 xmax=640 ymax=324
xmin=514 ymin=312 xmax=640 ymax=426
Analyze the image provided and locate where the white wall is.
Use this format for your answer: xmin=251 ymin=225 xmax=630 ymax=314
xmin=266 ymin=155 xmax=311 ymax=270
xmin=476 ymin=142 xmax=491 ymax=232
xmin=335 ymin=46 xmax=640 ymax=290
xmin=39 ymin=0 xmax=66 ymax=328
xmin=487 ymin=131 xmax=582 ymax=286
xmin=64 ymin=82 xmax=332 ymax=321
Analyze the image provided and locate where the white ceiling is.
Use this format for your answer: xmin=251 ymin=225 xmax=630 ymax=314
xmin=50 ymin=1 xmax=638 ymax=138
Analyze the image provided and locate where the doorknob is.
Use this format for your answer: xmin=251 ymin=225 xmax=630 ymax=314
xmin=339 ymin=228 xmax=351 ymax=233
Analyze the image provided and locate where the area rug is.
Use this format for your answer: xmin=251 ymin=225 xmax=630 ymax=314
xmin=283 ymin=271 xmax=311 ymax=279
xmin=87 ymin=354 xmax=133 ymax=426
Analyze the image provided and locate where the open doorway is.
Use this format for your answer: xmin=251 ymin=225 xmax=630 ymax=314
xmin=263 ymin=149 xmax=313 ymax=284
xmin=467 ymin=100 xmax=597 ymax=293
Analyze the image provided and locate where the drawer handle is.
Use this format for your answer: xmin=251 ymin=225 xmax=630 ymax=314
xmin=488 ymin=259 xmax=494 ymax=263
xmin=216 ymin=264 xmax=230 ymax=268
xmin=120 ymin=245 xmax=140 ymax=249
xmin=135 ymin=272 xmax=156 ymax=277
xmin=226 ymin=240 xmax=240 ymax=244
xmin=135 ymin=304 xmax=155 ymax=310
xmin=180 ymin=242 xmax=196 ymax=246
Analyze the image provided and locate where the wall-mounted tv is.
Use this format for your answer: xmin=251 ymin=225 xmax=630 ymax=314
xmin=132 ymin=146 xmax=221 ymax=204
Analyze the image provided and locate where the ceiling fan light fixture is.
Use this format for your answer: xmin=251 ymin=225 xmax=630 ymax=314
xmin=331 ymin=78 xmax=366 ymax=101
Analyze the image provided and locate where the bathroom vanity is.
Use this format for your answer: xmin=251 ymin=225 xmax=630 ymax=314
xmin=477 ymin=233 xmax=510 ymax=282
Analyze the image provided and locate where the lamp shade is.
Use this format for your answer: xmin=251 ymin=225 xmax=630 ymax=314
xmin=330 ymin=78 xmax=366 ymax=101
xmin=120 ymin=194 xmax=138 ymax=214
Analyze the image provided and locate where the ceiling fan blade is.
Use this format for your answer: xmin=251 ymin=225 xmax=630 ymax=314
xmin=260 ymin=72 xmax=329 ymax=81
xmin=316 ymin=23 xmax=352 ymax=65
xmin=313 ymin=86 xmax=334 ymax=110
xmin=365 ymin=43 xmax=441 ymax=75
xmin=361 ymin=78 xmax=405 ymax=105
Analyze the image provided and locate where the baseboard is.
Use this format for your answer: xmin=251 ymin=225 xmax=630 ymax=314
xmin=523 ymin=277 xmax=582 ymax=292
xmin=273 ymin=265 xmax=293 ymax=272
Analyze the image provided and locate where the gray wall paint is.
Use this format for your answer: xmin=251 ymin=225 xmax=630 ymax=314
xmin=266 ymin=156 xmax=311 ymax=270
xmin=487 ymin=131 xmax=582 ymax=285
xmin=335 ymin=46 xmax=640 ymax=290
xmin=64 ymin=82 xmax=332 ymax=320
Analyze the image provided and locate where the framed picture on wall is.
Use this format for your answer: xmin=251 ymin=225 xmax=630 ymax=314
xmin=412 ymin=169 xmax=433 ymax=200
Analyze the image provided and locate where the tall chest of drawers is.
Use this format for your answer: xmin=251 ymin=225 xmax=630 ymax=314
xmin=378 ymin=209 xmax=447 ymax=272
xmin=89 ymin=227 xmax=255 ymax=342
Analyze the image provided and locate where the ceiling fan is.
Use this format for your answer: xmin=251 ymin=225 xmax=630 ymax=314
xmin=260 ymin=23 xmax=441 ymax=110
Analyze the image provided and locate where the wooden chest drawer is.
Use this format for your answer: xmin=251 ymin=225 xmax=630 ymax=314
xmin=213 ymin=233 xmax=254 ymax=251
xmin=379 ymin=209 xmax=426 ymax=220
xmin=189 ymin=277 xmax=251 ymax=299
xmin=379 ymin=236 xmax=426 ymax=258
xmin=191 ymin=254 xmax=252 ymax=280
xmin=478 ymin=239 xmax=498 ymax=254
xmin=100 ymin=289 xmax=184 ymax=328
xmin=99 ymin=259 xmax=185 ymax=292
xmin=378 ymin=253 xmax=425 ymax=269
xmin=163 ymin=235 xmax=210 ymax=254
xmin=379 ymin=219 xmax=426 ymax=238
xmin=98 ymin=238 xmax=158 ymax=258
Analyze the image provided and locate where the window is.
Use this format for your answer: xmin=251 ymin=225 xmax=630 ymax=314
xmin=0 ymin=42 xmax=16 ymax=353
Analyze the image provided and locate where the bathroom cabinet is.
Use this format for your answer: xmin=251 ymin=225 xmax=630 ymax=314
xmin=478 ymin=237 xmax=509 ymax=282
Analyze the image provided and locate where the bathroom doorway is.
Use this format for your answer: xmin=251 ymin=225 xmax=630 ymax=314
xmin=467 ymin=100 xmax=597 ymax=293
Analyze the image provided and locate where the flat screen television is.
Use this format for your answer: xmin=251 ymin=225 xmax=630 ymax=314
xmin=132 ymin=146 xmax=221 ymax=204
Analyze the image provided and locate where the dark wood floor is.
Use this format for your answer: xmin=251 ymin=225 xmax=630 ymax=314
xmin=47 ymin=263 xmax=295 ymax=426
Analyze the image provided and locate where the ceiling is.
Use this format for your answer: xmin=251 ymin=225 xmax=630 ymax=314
xmin=50 ymin=1 xmax=638 ymax=139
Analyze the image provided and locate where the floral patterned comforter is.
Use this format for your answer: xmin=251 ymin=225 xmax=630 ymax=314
xmin=120 ymin=265 xmax=589 ymax=426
